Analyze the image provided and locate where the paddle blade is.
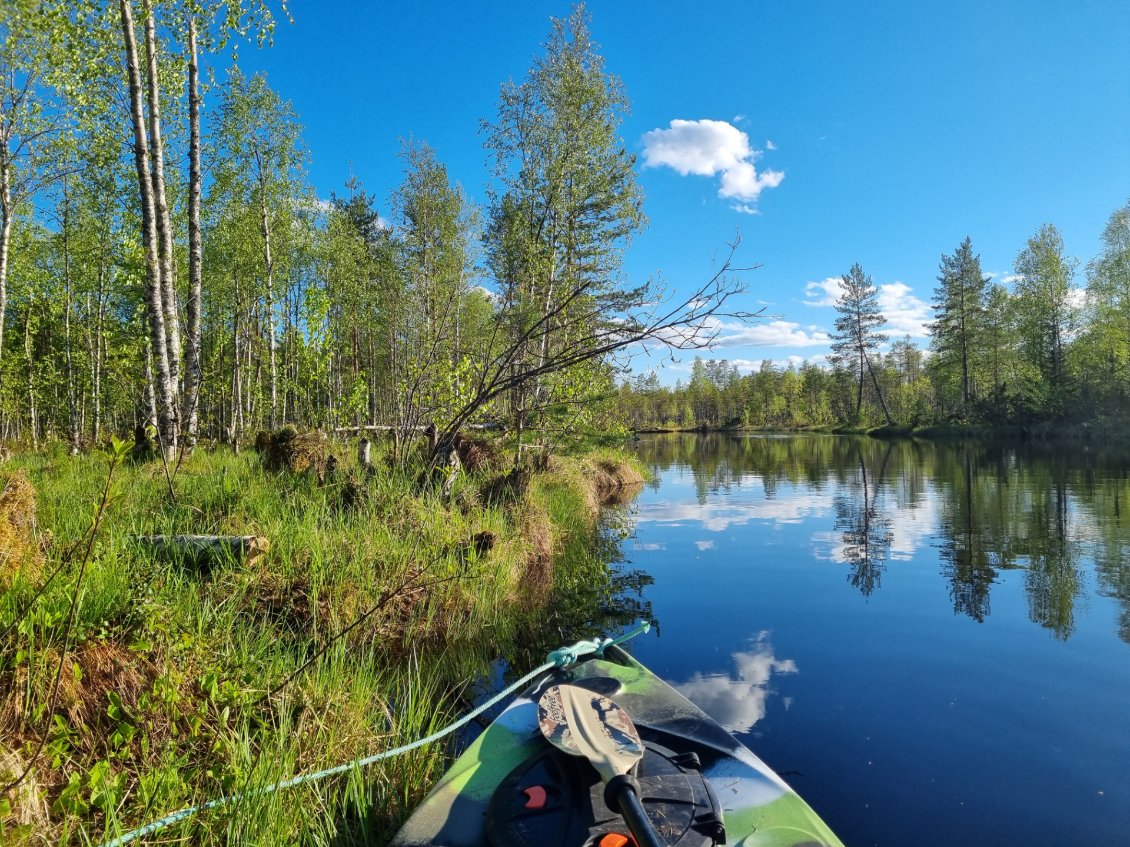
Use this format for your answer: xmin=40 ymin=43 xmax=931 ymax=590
xmin=537 ymin=684 xmax=644 ymax=782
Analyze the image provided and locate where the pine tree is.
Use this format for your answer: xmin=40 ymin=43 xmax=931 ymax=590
xmin=830 ymin=263 xmax=892 ymax=424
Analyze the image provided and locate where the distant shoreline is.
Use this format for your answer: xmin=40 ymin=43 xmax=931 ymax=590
xmin=632 ymin=421 xmax=1126 ymax=445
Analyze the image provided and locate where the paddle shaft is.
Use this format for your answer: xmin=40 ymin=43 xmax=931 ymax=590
xmin=614 ymin=782 xmax=665 ymax=847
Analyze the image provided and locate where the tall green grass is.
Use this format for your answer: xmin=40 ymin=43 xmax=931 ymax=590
xmin=0 ymin=439 xmax=645 ymax=845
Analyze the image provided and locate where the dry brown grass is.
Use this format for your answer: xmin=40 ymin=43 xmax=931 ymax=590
xmin=58 ymin=641 xmax=153 ymax=733
xmin=0 ymin=640 xmax=155 ymax=807
xmin=587 ymin=457 xmax=646 ymax=507
xmin=1 ymin=746 xmax=50 ymax=840
xmin=453 ymin=435 xmax=499 ymax=472
xmin=0 ymin=470 xmax=43 ymax=589
xmin=518 ymin=503 xmax=555 ymax=604
xmin=254 ymin=570 xmax=327 ymax=637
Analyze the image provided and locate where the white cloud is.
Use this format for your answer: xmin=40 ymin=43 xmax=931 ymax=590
xmin=804 ymin=277 xmax=845 ymax=307
xmin=1000 ymin=274 xmax=1023 ymax=285
xmin=695 ymin=540 xmax=715 ymax=550
xmin=636 ymin=488 xmax=834 ymax=532
xmin=765 ymin=139 xmax=777 ymax=151
xmin=709 ymin=318 xmax=831 ymax=348
xmin=812 ymin=488 xmax=938 ymax=563
xmin=805 ymin=276 xmax=933 ymax=339
xmin=877 ymin=282 xmax=932 ymax=338
xmin=641 ymin=119 xmax=783 ymax=213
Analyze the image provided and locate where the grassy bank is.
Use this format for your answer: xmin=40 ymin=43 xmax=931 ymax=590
xmin=0 ymin=437 xmax=645 ymax=846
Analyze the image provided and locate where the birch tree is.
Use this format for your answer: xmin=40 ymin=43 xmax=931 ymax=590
xmin=1085 ymin=199 xmax=1130 ymax=396
xmin=483 ymin=4 xmax=646 ymax=446
xmin=1013 ymin=223 xmax=1079 ymax=414
xmin=211 ymin=69 xmax=307 ymax=429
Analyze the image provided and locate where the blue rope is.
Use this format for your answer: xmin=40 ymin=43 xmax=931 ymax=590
xmin=97 ymin=620 xmax=651 ymax=847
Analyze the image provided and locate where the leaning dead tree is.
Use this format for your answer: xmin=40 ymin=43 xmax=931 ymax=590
xmin=431 ymin=238 xmax=760 ymax=455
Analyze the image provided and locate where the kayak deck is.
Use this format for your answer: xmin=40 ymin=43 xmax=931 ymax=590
xmin=391 ymin=645 xmax=844 ymax=847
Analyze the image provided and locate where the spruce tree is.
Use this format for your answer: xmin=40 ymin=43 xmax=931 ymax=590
xmin=931 ymin=237 xmax=989 ymax=417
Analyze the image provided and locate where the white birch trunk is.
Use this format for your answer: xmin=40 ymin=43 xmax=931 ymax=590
xmin=61 ymin=179 xmax=80 ymax=454
xmin=258 ymin=159 xmax=278 ymax=428
xmin=23 ymin=305 xmax=36 ymax=450
xmin=119 ymin=0 xmax=176 ymax=460
xmin=183 ymin=15 xmax=203 ymax=450
xmin=0 ymin=158 xmax=12 ymax=369
xmin=142 ymin=0 xmax=181 ymax=415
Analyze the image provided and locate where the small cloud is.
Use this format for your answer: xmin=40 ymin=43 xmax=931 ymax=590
xmin=805 ymin=276 xmax=932 ymax=339
xmin=877 ymin=282 xmax=932 ymax=338
xmin=733 ymin=113 xmax=747 ymax=124
xmin=641 ymin=118 xmax=783 ymax=214
xmin=669 ymin=632 xmax=799 ymax=733
xmin=804 ymin=277 xmax=845 ymax=307
xmin=695 ymin=540 xmax=715 ymax=550
xmin=1000 ymin=274 xmax=1023 ymax=285
xmin=766 ymin=139 xmax=777 ymax=150
xmin=708 ymin=318 xmax=832 ymax=348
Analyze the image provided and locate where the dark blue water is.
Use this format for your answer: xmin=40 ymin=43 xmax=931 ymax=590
xmin=618 ymin=433 xmax=1130 ymax=847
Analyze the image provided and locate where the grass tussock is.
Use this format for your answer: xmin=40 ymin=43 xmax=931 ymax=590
xmin=0 ymin=470 xmax=43 ymax=588
xmin=256 ymin=425 xmax=333 ymax=475
xmin=0 ymin=435 xmax=643 ymax=846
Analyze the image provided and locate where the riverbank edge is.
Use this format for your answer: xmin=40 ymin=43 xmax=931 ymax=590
xmin=0 ymin=441 xmax=647 ymax=844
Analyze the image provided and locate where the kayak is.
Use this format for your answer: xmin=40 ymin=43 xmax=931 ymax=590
xmin=390 ymin=642 xmax=845 ymax=847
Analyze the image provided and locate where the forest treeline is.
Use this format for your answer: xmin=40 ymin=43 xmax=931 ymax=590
xmin=0 ymin=4 xmax=747 ymax=460
xmin=618 ymin=213 xmax=1130 ymax=432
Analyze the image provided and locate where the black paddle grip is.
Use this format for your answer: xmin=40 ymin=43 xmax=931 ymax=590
xmin=606 ymin=774 xmax=665 ymax=847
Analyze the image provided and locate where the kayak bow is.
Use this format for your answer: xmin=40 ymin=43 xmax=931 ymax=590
xmin=391 ymin=643 xmax=844 ymax=847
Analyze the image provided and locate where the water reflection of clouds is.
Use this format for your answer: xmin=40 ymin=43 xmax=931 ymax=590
xmin=636 ymin=490 xmax=834 ymax=532
xmin=812 ymin=494 xmax=937 ymax=562
xmin=669 ymin=632 xmax=798 ymax=733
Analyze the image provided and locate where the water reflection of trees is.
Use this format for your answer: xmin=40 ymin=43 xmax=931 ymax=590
xmin=833 ymin=445 xmax=893 ymax=596
xmin=542 ymin=506 xmax=655 ymax=642
xmin=634 ymin=434 xmax=1130 ymax=644
xmin=934 ymin=446 xmax=1002 ymax=622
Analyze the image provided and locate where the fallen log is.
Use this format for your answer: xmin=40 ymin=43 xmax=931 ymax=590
xmin=137 ymin=534 xmax=270 ymax=566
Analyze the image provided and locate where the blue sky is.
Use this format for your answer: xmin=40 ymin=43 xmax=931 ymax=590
xmin=245 ymin=0 xmax=1130 ymax=383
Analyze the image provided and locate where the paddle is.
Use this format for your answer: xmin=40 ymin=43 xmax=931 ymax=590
xmin=537 ymin=684 xmax=664 ymax=847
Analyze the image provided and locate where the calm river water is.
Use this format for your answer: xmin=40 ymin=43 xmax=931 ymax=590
xmin=614 ymin=433 xmax=1130 ymax=847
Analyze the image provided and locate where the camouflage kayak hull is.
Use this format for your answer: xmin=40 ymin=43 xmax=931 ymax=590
xmin=390 ymin=644 xmax=844 ymax=847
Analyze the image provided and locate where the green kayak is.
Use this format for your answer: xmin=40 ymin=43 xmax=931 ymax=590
xmin=391 ymin=643 xmax=844 ymax=847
